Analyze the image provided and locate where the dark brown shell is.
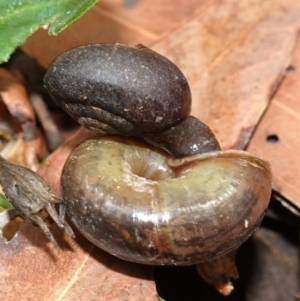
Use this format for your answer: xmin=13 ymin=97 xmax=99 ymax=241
xmin=44 ymin=43 xmax=221 ymax=157
xmin=44 ymin=44 xmax=191 ymax=134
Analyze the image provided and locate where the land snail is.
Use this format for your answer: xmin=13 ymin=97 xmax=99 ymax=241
xmin=44 ymin=43 xmax=272 ymax=266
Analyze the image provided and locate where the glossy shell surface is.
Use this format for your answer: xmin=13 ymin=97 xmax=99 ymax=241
xmin=61 ymin=136 xmax=272 ymax=265
xmin=44 ymin=44 xmax=191 ymax=134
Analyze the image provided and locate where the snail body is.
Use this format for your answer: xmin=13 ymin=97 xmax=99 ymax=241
xmin=44 ymin=44 xmax=272 ymax=265
xmin=62 ymin=136 xmax=271 ymax=265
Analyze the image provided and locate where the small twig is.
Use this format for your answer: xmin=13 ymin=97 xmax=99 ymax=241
xmin=30 ymin=93 xmax=64 ymax=151
xmin=195 ymin=249 xmax=239 ymax=296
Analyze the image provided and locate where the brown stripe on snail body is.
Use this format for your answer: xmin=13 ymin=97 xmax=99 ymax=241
xmin=61 ymin=136 xmax=271 ymax=265
xmin=44 ymin=43 xmax=272 ymax=265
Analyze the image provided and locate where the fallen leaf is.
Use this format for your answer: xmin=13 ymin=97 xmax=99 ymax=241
xmin=151 ymin=0 xmax=300 ymax=149
xmin=0 ymin=68 xmax=46 ymax=169
xmin=0 ymin=68 xmax=34 ymax=124
xmin=22 ymin=0 xmax=210 ymax=67
xmin=0 ymin=222 xmax=157 ymax=301
xmin=247 ymin=35 xmax=300 ymax=210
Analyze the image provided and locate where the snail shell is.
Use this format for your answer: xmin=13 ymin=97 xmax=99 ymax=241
xmin=44 ymin=44 xmax=221 ymax=158
xmin=61 ymin=136 xmax=272 ymax=265
xmin=44 ymin=43 xmax=191 ymax=135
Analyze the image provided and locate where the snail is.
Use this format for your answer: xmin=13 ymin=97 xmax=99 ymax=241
xmin=31 ymin=43 xmax=271 ymax=265
xmin=60 ymin=136 xmax=271 ymax=265
xmin=43 ymin=43 xmax=272 ymax=264
xmin=44 ymin=44 xmax=221 ymax=158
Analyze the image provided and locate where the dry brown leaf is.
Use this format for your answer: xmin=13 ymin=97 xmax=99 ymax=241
xmin=152 ymin=0 xmax=300 ymax=150
xmin=0 ymin=223 xmax=157 ymax=301
xmin=0 ymin=68 xmax=46 ymax=169
xmin=0 ymin=68 xmax=34 ymax=124
xmin=1 ymin=133 xmax=26 ymax=166
xmin=22 ymin=0 xmax=209 ymax=67
xmin=96 ymin=0 xmax=209 ymax=37
xmin=248 ymin=36 xmax=300 ymax=210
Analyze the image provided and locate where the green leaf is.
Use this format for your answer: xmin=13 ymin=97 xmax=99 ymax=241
xmin=0 ymin=193 xmax=12 ymax=209
xmin=0 ymin=0 xmax=99 ymax=62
